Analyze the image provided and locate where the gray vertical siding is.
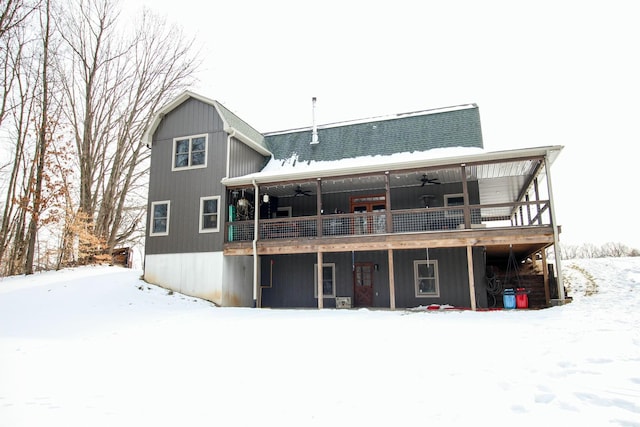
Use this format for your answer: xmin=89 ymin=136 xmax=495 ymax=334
xmin=145 ymin=99 xmax=224 ymax=255
xmin=260 ymin=247 xmax=487 ymax=309
xmin=146 ymin=98 xmax=270 ymax=255
xmin=228 ymin=137 xmax=268 ymax=178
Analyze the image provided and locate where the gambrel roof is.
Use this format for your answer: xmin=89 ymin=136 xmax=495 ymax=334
xmin=143 ymin=91 xmax=269 ymax=155
xmin=264 ymin=104 xmax=483 ymax=163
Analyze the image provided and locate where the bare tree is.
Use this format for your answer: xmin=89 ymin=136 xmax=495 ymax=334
xmin=58 ymin=0 xmax=199 ymax=258
xmin=0 ymin=0 xmax=39 ymax=128
xmin=1 ymin=0 xmax=199 ymax=274
xmin=0 ymin=5 xmax=41 ymax=274
xmin=560 ymin=242 xmax=640 ymax=259
xmin=93 ymin=10 xmax=198 ymax=252
xmin=24 ymin=0 xmax=56 ymax=274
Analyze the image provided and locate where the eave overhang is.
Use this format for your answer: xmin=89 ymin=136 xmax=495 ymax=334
xmin=221 ymin=145 xmax=563 ymax=187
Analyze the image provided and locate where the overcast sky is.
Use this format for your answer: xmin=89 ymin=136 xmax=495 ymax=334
xmin=127 ymin=0 xmax=640 ymax=249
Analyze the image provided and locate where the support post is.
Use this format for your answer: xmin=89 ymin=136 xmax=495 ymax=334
xmin=534 ymin=178 xmax=542 ymax=225
xmin=466 ymin=245 xmax=477 ymax=311
xmin=317 ymin=251 xmax=324 ymax=309
xmin=384 ymin=172 xmax=392 ymax=233
xmin=252 ymin=181 xmax=260 ymax=307
xmin=461 ymin=164 xmax=471 ymax=228
xmin=542 ymin=249 xmax=550 ymax=306
xmin=388 ymin=249 xmax=396 ymax=310
xmin=316 ymin=179 xmax=323 ymax=237
xmin=544 ymin=155 xmax=565 ymax=300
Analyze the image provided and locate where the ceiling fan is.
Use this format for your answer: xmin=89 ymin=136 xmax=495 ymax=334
xmin=294 ymin=185 xmax=312 ymax=197
xmin=419 ymin=174 xmax=441 ymax=186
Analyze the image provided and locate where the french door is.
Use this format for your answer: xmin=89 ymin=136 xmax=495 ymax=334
xmin=350 ymin=194 xmax=386 ymax=234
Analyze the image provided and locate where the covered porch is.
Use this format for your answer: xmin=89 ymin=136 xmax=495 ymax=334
xmin=221 ymin=146 xmax=565 ymax=309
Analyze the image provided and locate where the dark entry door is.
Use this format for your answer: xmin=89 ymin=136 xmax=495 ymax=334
xmin=354 ymin=263 xmax=374 ymax=307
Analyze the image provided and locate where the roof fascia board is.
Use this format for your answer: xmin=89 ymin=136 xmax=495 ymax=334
xmin=221 ymin=145 xmax=564 ymax=187
xmin=218 ymin=117 xmax=271 ymax=156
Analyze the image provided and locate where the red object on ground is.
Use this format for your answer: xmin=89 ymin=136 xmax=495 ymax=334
xmin=516 ymin=288 xmax=529 ymax=309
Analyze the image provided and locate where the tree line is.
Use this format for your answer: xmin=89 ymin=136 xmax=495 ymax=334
xmin=1 ymin=0 xmax=199 ymax=275
xmin=559 ymin=242 xmax=640 ymax=259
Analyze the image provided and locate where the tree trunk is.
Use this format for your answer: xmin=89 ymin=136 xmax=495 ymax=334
xmin=24 ymin=0 xmax=51 ymax=274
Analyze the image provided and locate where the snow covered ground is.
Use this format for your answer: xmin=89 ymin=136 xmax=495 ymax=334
xmin=1 ymin=258 xmax=639 ymax=426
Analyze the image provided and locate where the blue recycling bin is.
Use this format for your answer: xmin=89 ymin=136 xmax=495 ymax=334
xmin=503 ymin=288 xmax=516 ymax=309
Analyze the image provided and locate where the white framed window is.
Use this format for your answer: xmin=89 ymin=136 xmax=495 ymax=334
xmin=444 ymin=193 xmax=464 ymax=218
xmin=314 ymin=263 xmax=336 ymax=298
xmin=414 ymin=259 xmax=439 ymax=297
xmin=150 ymin=200 xmax=170 ymax=236
xmin=199 ymin=196 xmax=220 ymax=233
xmin=172 ymin=134 xmax=208 ymax=171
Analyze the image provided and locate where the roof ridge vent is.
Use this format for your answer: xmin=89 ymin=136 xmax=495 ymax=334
xmin=310 ymin=97 xmax=319 ymax=145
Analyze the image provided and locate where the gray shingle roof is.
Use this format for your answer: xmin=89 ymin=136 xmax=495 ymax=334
xmin=264 ymin=104 xmax=483 ymax=162
xmin=213 ymin=100 xmax=266 ymax=149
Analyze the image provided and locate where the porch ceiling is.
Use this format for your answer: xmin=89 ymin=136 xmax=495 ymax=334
xmin=255 ymin=158 xmax=544 ymax=205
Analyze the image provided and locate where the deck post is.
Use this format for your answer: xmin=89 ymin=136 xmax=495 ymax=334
xmin=534 ymin=178 xmax=542 ymax=225
xmin=388 ymin=249 xmax=396 ymax=310
xmin=384 ymin=172 xmax=392 ymax=233
xmin=252 ymin=181 xmax=260 ymax=307
xmin=466 ymin=245 xmax=477 ymax=311
xmin=317 ymin=251 xmax=324 ymax=309
xmin=316 ymin=179 xmax=323 ymax=237
xmin=461 ymin=164 xmax=471 ymax=228
xmin=544 ymin=155 xmax=565 ymax=300
xmin=542 ymin=249 xmax=550 ymax=306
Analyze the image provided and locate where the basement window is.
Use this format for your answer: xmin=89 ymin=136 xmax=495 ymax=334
xmin=172 ymin=134 xmax=207 ymax=170
xmin=150 ymin=200 xmax=170 ymax=236
xmin=314 ymin=263 xmax=336 ymax=298
xmin=199 ymin=196 xmax=220 ymax=233
xmin=414 ymin=260 xmax=440 ymax=297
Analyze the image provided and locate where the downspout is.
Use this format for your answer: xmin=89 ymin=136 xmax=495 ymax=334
xmin=544 ymin=153 xmax=565 ymax=300
xmin=225 ymin=129 xmax=236 ymax=179
xmin=252 ymin=179 xmax=260 ymax=307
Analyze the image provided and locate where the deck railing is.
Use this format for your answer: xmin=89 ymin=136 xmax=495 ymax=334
xmin=226 ymin=200 xmax=551 ymax=242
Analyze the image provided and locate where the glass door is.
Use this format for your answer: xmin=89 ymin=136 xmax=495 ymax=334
xmin=350 ymin=195 xmax=386 ymax=234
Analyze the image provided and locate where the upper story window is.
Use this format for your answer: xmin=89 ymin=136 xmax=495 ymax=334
xmin=150 ymin=200 xmax=170 ymax=236
xmin=199 ymin=196 xmax=220 ymax=233
xmin=172 ymin=134 xmax=207 ymax=171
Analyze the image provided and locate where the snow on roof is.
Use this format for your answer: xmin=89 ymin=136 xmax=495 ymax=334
xmin=223 ymin=146 xmax=486 ymax=186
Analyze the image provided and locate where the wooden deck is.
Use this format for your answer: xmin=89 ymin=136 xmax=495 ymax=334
xmin=224 ymin=225 xmax=555 ymax=258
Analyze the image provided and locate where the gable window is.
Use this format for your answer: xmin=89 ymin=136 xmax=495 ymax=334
xmin=150 ymin=201 xmax=170 ymax=236
xmin=199 ymin=196 xmax=220 ymax=233
xmin=172 ymin=134 xmax=207 ymax=170
xmin=414 ymin=259 xmax=439 ymax=297
xmin=314 ymin=263 xmax=336 ymax=298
